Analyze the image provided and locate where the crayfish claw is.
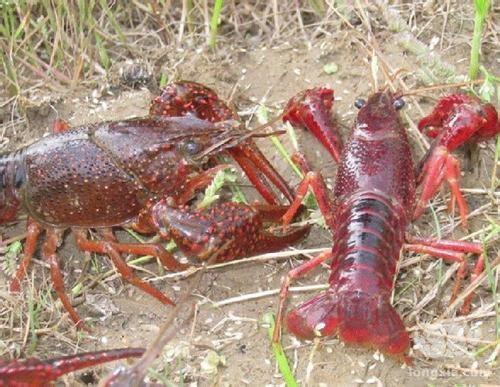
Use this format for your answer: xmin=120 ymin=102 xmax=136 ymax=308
xmin=415 ymin=93 xmax=499 ymax=226
xmin=283 ymin=87 xmax=343 ymax=163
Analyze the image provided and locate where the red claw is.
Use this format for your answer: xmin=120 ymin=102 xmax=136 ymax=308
xmin=418 ymin=94 xmax=499 ymax=150
xmin=415 ymin=94 xmax=499 ymax=226
xmin=0 ymin=348 xmax=144 ymax=386
xmin=283 ymin=87 xmax=343 ymax=163
xmin=152 ymin=201 xmax=310 ymax=262
xmin=150 ymin=81 xmax=238 ymax=122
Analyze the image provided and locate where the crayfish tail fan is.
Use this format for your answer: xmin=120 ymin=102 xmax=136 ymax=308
xmin=286 ymin=290 xmax=340 ymax=339
xmin=286 ymin=290 xmax=410 ymax=360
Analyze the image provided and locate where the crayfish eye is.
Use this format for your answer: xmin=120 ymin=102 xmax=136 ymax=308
xmin=393 ymin=98 xmax=405 ymax=110
xmin=354 ymin=98 xmax=366 ymax=109
xmin=183 ymin=139 xmax=201 ymax=155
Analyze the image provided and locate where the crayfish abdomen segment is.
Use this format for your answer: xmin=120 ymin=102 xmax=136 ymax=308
xmin=288 ymin=193 xmax=411 ymax=357
xmin=330 ymin=194 xmax=406 ymax=294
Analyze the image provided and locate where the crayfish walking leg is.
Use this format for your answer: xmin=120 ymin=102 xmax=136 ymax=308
xmin=74 ymin=229 xmax=176 ymax=307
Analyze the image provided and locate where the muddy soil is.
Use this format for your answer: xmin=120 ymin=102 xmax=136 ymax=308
xmin=1 ymin=13 xmax=499 ymax=387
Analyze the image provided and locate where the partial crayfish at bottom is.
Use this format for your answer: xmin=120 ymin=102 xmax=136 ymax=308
xmin=1 ymin=82 xmax=309 ymax=328
xmin=0 ymin=347 xmax=144 ymax=387
xmin=272 ymin=86 xmax=498 ymax=362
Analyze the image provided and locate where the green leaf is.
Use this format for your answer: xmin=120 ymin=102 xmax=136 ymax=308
xmin=8 ymin=240 xmax=22 ymax=255
xmin=200 ymin=350 xmax=226 ymax=374
xmin=323 ymin=62 xmax=338 ymax=75
xmin=1 ymin=240 xmax=22 ymax=276
xmin=159 ymin=73 xmax=168 ymax=88
xmin=197 ymin=167 xmax=237 ymax=209
xmin=478 ymin=66 xmax=499 ymax=103
xmin=256 ymin=104 xmax=269 ymax=124
xmin=71 ymin=282 xmax=83 ymax=296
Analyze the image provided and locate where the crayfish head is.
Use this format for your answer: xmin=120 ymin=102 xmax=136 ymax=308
xmin=355 ymin=91 xmax=406 ymax=135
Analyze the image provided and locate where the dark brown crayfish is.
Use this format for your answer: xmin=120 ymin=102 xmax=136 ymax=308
xmin=2 ymin=82 xmax=309 ymax=328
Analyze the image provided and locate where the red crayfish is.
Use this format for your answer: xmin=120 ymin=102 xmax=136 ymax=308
xmin=0 ymin=347 xmax=144 ymax=387
xmin=272 ymin=87 xmax=498 ymax=361
xmin=2 ymin=82 xmax=309 ymax=328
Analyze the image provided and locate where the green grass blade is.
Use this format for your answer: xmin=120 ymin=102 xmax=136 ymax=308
xmin=262 ymin=313 xmax=298 ymax=387
xmin=256 ymin=104 xmax=303 ymax=178
xmin=1 ymin=51 xmax=20 ymax=95
xmin=474 ymin=338 xmax=500 ymax=357
xmin=27 ymin=286 xmax=40 ymax=354
xmin=482 ymin=249 xmax=499 ymax=341
xmin=159 ymin=73 xmax=169 ymax=88
xmin=98 ymin=0 xmax=126 ymax=43
xmin=270 ymin=135 xmax=303 ymax=178
xmin=308 ymin=0 xmax=325 ymax=16
xmin=95 ymin=32 xmax=110 ymax=69
xmin=186 ymin=0 xmax=194 ymax=33
xmin=482 ymin=223 xmax=500 ymax=343
xmin=469 ymin=0 xmax=490 ymax=80
xmin=491 ymin=131 xmax=500 ymax=191
xmin=209 ymin=0 xmax=224 ymax=48
xmin=428 ymin=202 xmax=442 ymax=239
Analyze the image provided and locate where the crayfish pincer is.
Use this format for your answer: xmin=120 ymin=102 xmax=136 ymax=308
xmin=1 ymin=115 xmax=309 ymax=328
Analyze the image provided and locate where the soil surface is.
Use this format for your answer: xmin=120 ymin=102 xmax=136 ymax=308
xmin=0 ymin=4 xmax=499 ymax=387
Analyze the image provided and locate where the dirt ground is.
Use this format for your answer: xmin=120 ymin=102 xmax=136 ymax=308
xmin=1 ymin=2 xmax=499 ymax=387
